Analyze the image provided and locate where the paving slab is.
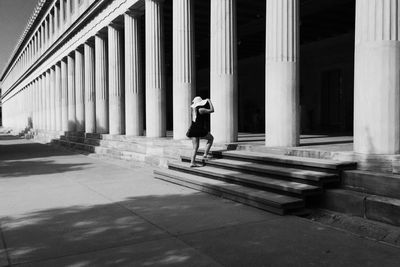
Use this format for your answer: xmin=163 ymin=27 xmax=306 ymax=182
xmin=121 ymin=191 xmax=278 ymax=235
xmin=83 ymin=172 xmax=201 ymax=201
xmin=19 ymin=238 xmax=222 ymax=267
xmin=2 ymin=203 xmax=169 ymax=265
xmin=180 ymin=216 xmax=400 ymax=267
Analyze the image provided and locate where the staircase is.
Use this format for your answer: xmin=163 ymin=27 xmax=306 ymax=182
xmin=154 ymin=150 xmax=357 ymax=215
xmin=50 ymin=131 xmax=224 ymax=167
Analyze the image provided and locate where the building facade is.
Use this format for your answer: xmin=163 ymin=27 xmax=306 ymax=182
xmin=0 ymin=0 xmax=399 ymax=155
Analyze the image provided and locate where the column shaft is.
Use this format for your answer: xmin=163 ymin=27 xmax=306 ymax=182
xmin=67 ymin=55 xmax=76 ymax=131
xmin=61 ymin=59 xmax=69 ymax=131
xmin=108 ymin=24 xmax=125 ymax=135
xmin=124 ymin=12 xmax=144 ymax=136
xmin=60 ymin=0 xmax=65 ymax=33
xmin=49 ymin=13 xmax=54 ymax=45
xmin=75 ymin=49 xmax=85 ymax=131
xmin=173 ymin=0 xmax=195 ymax=139
xmin=44 ymin=19 xmax=48 ymax=50
xmin=210 ymin=0 xmax=238 ymax=143
xmin=95 ymin=34 xmax=109 ymax=133
xmin=145 ymin=0 xmax=166 ymax=137
xmin=39 ymin=75 xmax=44 ymax=129
xmin=50 ymin=68 xmax=56 ymax=130
xmin=66 ymin=0 xmax=71 ymax=25
xmin=55 ymin=63 xmax=62 ymax=131
xmin=45 ymin=71 xmax=51 ymax=130
xmin=265 ymin=0 xmax=299 ymax=147
xmin=354 ymin=0 xmax=400 ymax=154
xmin=54 ymin=5 xmax=59 ymax=39
xmin=84 ymin=42 xmax=96 ymax=133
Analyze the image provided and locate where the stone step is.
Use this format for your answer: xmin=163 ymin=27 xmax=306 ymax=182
xmin=322 ymin=188 xmax=400 ymax=226
xmin=218 ymin=150 xmax=356 ymax=172
xmin=52 ymin=139 xmax=95 ymax=153
xmin=63 ymin=131 xmax=85 ymax=138
xmin=154 ymin=168 xmax=305 ymax=215
xmin=53 ymin=139 xmax=172 ymax=167
xmin=343 ymin=170 xmax=400 ymax=199
xmin=181 ymin=156 xmax=338 ymax=186
xmin=168 ymin=162 xmax=322 ymax=197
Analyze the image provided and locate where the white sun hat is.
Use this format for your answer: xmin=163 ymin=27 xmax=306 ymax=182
xmin=191 ymin=96 xmax=207 ymax=108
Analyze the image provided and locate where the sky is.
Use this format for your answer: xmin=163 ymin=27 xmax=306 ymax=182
xmin=0 ymin=0 xmax=38 ymax=76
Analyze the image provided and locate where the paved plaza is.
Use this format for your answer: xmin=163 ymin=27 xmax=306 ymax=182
xmin=0 ymin=133 xmax=400 ymax=266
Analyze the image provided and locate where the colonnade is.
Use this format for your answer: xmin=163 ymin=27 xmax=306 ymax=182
xmin=3 ymin=0 xmax=400 ymax=155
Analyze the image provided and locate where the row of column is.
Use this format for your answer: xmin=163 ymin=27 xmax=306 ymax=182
xmin=4 ymin=0 xmax=93 ymax=97
xmin=3 ymin=0 xmax=400 ymax=155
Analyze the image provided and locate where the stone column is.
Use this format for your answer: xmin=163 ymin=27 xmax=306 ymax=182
xmin=354 ymin=0 xmax=400 ymax=154
xmin=210 ymin=0 xmax=238 ymax=143
xmin=108 ymin=23 xmax=125 ymax=135
xmin=39 ymin=75 xmax=44 ymax=130
xmin=35 ymin=78 xmax=40 ymax=129
xmin=124 ymin=11 xmax=144 ymax=136
xmin=75 ymin=48 xmax=85 ymax=131
xmin=44 ymin=19 xmax=49 ymax=51
xmin=49 ymin=13 xmax=54 ymax=45
xmin=45 ymin=71 xmax=51 ymax=130
xmin=265 ymin=0 xmax=299 ymax=147
xmin=54 ymin=5 xmax=59 ymax=39
xmin=67 ymin=55 xmax=76 ymax=131
xmin=66 ymin=0 xmax=71 ymax=25
xmin=60 ymin=0 xmax=65 ymax=33
xmin=33 ymin=36 xmax=36 ymax=61
xmin=50 ymin=67 xmax=56 ymax=131
xmin=145 ymin=0 xmax=166 ymax=137
xmin=41 ymin=25 xmax=44 ymax=55
xmin=95 ymin=33 xmax=109 ymax=133
xmin=32 ymin=79 xmax=37 ymax=128
xmin=55 ymin=63 xmax=62 ymax=131
xmin=61 ymin=59 xmax=69 ymax=131
xmin=84 ymin=41 xmax=96 ymax=133
xmin=172 ymin=0 xmax=195 ymax=140
xmin=28 ymin=84 xmax=33 ymax=128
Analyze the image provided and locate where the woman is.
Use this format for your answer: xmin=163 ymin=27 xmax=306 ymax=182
xmin=186 ymin=96 xmax=214 ymax=167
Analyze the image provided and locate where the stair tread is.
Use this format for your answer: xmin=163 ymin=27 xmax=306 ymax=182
xmin=221 ymin=150 xmax=356 ymax=169
xmin=169 ymin=162 xmax=321 ymax=195
xmin=154 ymin=169 xmax=304 ymax=208
xmin=181 ymin=156 xmax=337 ymax=182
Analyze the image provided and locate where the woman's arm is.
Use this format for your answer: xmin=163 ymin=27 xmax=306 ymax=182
xmin=199 ymin=99 xmax=215 ymax=114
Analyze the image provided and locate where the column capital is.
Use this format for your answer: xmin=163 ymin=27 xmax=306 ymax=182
xmin=126 ymin=9 xmax=144 ymax=18
xmin=95 ymin=31 xmax=107 ymax=39
xmin=147 ymin=0 xmax=165 ymax=4
xmin=85 ymin=37 xmax=95 ymax=46
xmin=109 ymin=21 xmax=124 ymax=30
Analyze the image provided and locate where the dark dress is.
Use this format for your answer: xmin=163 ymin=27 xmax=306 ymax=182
xmin=186 ymin=107 xmax=208 ymax=138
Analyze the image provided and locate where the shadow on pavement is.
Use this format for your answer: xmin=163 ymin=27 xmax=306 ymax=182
xmin=1 ymin=193 xmax=400 ymax=267
xmin=0 ymin=135 xmax=22 ymax=141
xmin=0 ymin=141 xmax=79 ymax=161
xmin=0 ymin=193 xmax=223 ymax=266
xmin=0 ymin=160 xmax=90 ymax=178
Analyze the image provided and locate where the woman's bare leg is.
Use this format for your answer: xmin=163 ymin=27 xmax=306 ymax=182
xmin=202 ymin=133 xmax=214 ymax=159
xmin=190 ymin=137 xmax=200 ymax=167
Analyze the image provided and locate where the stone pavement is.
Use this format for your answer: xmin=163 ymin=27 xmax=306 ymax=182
xmin=0 ymin=133 xmax=400 ymax=266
